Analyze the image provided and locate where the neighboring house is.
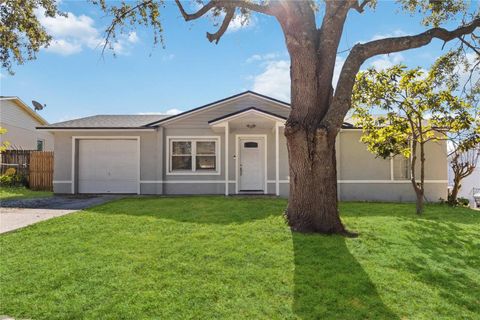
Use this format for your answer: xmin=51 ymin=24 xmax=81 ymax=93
xmin=448 ymin=156 xmax=480 ymax=208
xmin=38 ymin=91 xmax=448 ymax=200
xmin=0 ymin=96 xmax=53 ymax=151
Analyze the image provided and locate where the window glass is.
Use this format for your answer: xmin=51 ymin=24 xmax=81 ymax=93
xmin=196 ymin=156 xmax=216 ymax=170
xmin=244 ymin=142 xmax=258 ymax=148
xmin=172 ymin=156 xmax=192 ymax=170
xmin=172 ymin=141 xmax=191 ymax=155
xmin=197 ymin=141 xmax=215 ymax=154
xmin=37 ymin=140 xmax=44 ymax=151
xmin=393 ymin=156 xmax=410 ymax=180
xmin=170 ymin=139 xmax=217 ymax=172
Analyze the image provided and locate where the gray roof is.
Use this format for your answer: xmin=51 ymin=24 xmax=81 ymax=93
xmin=39 ymin=115 xmax=169 ymax=129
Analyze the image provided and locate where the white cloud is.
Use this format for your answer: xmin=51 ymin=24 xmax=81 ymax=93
xmin=47 ymin=39 xmax=82 ymax=55
xmin=37 ymin=10 xmax=138 ymax=56
xmin=227 ymin=14 xmax=256 ymax=33
xmin=333 ymin=56 xmax=345 ymax=88
xmin=246 ymin=52 xmax=279 ymax=64
xmin=369 ymin=29 xmax=407 ymax=41
xmin=165 ymin=108 xmax=183 ymax=115
xmin=457 ymin=52 xmax=480 ymax=90
xmin=252 ymin=60 xmax=290 ymax=101
xmin=250 ymin=56 xmax=345 ymax=101
xmin=138 ymin=108 xmax=183 ymax=115
xmin=162 ymin=53 xmax=175 ymax=62
xmin=368 ymin=53 xmax=405 ymax=71
xmin=127 ymin=32 xmax=139 ymax=44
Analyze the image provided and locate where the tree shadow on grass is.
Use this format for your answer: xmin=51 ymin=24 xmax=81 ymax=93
xmin=90 ymin=196 xmax=287 ymax=225
xmin=292 ymin=232 xmax=399 ymax=320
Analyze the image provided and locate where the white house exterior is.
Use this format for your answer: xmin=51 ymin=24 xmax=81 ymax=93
xmin=0 ymin=96 xmax=53 ymax=151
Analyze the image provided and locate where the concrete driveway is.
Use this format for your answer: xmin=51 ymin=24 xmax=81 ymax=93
xmin=0 ymin=195 xmax=121 ymax=234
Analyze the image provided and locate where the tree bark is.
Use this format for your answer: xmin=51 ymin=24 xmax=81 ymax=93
xmin=284 ymin=124 xmax=347 ymax=234
xmin=410 ymin=137 xmax=426 ymax=215
xmin=450 ymin=177 xmax=461 ymax=203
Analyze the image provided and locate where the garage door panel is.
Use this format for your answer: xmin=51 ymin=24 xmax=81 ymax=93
xmin=78 ymin=139 xmax=138 ymax=194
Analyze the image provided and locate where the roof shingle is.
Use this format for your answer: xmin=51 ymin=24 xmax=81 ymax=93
xmin=39 ymin=115 xmax=168 ymax=129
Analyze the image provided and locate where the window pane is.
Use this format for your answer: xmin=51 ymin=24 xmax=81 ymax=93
xmin=393 ymin=156 xmax=410 ymax=180
xmin=196 ymin=156 xmax=216 ymax=170
xmin=197 ymin=141 xmax=215 ymax=154
xmin=172 ymin=156 xmax=192 ymax=170
xmin=172 ymin=141 xmax=191 ymax=155
xmin=244 ymin=142 xmax=258 ymax=148
xmin=37 ymin=140 xmax=44 ymax=151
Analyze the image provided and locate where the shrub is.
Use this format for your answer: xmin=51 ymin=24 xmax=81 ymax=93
xmin=0 ymin=168 xmax=28 ymax=187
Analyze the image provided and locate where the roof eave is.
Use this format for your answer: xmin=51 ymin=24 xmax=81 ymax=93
xmin=2 ymin=97 xmax=49 ymax=125
xmin=146 ymin=91 xmax=291 ymax=127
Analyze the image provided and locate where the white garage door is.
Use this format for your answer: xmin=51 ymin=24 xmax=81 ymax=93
xmin=78 ymin=139 xmax=138 ymax=194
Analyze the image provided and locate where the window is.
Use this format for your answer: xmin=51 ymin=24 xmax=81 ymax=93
xmin=393 ymin=156 xmax=410 ymax=180
xmin=37 ymin=139 xmax=44 ymax=151
xmin=169 ymin=138 xmax=219 ymax=174
xmin=244 ymin=142 xmax=258 ymax=148
xmin=171 ymin=141 xmax=192 ymax=170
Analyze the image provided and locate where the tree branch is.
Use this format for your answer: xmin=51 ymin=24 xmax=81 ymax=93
xmin=175 ymin=0 xmax=276 ymax=43
xmin=351 ymin=0 xmax=372 ymax=13
xmin=102 ymin=0 xmax=154 ymax=55
xmin=175 ymin=0 xmax=216 ymax=21
xmin=324 ymin=17 xmax=480 ymax=132
xmin=207 ymin=7 xmax=234 ymax=43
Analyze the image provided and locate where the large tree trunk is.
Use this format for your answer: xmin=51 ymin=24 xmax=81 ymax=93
xmin=284 ymin=125 xmax=346 ymax=234
xmin=277 ymin=1 xmax=352 ymax=235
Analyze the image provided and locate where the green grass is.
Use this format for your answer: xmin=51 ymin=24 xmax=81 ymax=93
xmin=0 ymin=197 xmax=478 ymax=319
xmin=0 ymin=186 xmax=52 ymax=200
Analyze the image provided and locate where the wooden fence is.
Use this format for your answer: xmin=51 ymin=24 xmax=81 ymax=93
xmin=0 ymin=150 xmax=30 ymax=176
xmin=29 ymin=151 xmax=54 ymax=191
xmin=0 ymin=150 xmax=54 ymax=191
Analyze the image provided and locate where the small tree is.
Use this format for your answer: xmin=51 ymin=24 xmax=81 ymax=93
xmin=353 ymin=65 xmax=475 ymax=214
xmin=448 ymin=130 xmax=480 ymax=205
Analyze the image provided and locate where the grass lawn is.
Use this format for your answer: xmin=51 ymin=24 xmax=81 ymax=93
xmin=0 ymin=197 xmax=478 ymax=319
xmin=0 ymin=186 xmax=52 ymax=200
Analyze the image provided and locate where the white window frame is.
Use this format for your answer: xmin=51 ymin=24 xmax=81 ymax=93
xmin=166 ymin=136 xmax=221 ymax=175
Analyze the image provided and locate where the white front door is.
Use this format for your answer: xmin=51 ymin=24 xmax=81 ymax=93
xmin=78 ymin=139 xmax=138 ymax=194
xmin=239 ymin=138 xmax=264 ymax=191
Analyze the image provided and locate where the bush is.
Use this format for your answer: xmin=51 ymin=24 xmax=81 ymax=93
xmin=0 ymin=168 xmax=28 ymax=187
xmin=445 ymin=194 xmax=471 ymax=207
xmin=457 ymin=197 xmax=470 ymax=207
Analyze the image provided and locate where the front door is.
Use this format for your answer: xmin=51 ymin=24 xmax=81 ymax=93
xmin=239 ymin=138 xmax=264 ymax=191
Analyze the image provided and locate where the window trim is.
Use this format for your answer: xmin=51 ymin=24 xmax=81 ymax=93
xmin=166 ymin=136 xmax=221 ymax=175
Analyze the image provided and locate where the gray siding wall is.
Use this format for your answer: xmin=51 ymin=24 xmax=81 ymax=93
xmin=50 ymin=95 xmax=448 ymax=202
xmin=163 ymin=95 xmax=290 ymax=129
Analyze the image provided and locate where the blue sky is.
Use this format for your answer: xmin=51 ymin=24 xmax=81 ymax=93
xmin=1 ymin=1 xmax=474 ymax=123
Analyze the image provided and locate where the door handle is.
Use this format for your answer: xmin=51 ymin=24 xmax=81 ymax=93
xmin=240 ymin=164 xmax=243 ymax=176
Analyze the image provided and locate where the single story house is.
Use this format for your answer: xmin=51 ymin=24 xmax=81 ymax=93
xmin=38 ymin=91 xmax=448 ymax=201
xmin=0 ymin=96 xmax=53 ymax=151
